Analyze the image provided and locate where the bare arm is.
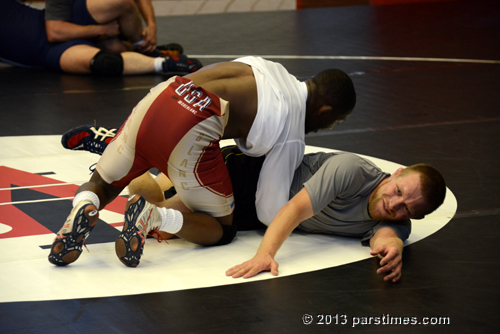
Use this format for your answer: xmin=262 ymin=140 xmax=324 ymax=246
xmin=369 ymin=227 xmax=404 ymax=283
xmin=226 ymin=187 xmax=314 ymax=278
xmin=45 ymin=20 xmax=119 ymax=43
xmin=135 ymin=0 xmax=157 ymax=53
xmin=185 ymin=62 xmax=258 ymax=139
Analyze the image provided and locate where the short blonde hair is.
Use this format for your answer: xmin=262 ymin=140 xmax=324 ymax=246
xmin=400 ymin=164 xmax=446 ymax=216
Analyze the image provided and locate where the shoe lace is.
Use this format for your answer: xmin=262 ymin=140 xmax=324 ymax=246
xmin=54 ymin=230 xmax=91 ymax=252
xmin=84 ymin=127 xmax=116 ymax=154
xmin=148 ymin=227 xmax=169 ymax=244
xmin=86 ymin=140 xmax=107 ymax=154
xmin=91 ymin=127 xmax=117 ymax=141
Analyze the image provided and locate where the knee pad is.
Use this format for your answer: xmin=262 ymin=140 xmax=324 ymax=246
xmin=212 ymin=223 xmax=237 ymax=246
xmin=90 ymin=51 xmax=124 ymax=76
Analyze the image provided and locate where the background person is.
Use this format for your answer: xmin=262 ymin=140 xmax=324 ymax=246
xmin=0 ymin=0 xmax=201 ymax=75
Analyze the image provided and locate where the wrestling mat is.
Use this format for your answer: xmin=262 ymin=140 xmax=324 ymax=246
xmin=0 ymin=137 xmax=457 ymax=303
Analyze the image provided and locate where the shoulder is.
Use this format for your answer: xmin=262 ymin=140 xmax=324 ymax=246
xmin=320 ymin=152 xmax=367 ymax=175
xmin=327 ymin=153 xmax=385 ymax=178
xmin=303 ymin=153 xmax=366 ymax=192
xmin=315 ymin=153 xmax=386 ymax=192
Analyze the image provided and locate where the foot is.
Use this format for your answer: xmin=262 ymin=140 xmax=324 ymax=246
xmin=115 ymin=195 xmax=162 ymax=267
xmin=48 ymin=201 xmax=99 ymax=266
xmin=156 ymin=43 xmax=184 ymax=57
xmin=162 ymin=55 xmax=203 ymax=74
xmin=61 ymin=125 xmax=117 ymax=155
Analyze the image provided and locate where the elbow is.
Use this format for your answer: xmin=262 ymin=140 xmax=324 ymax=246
xmin=45 ymin=22 xmax=65 ymax=43
xmin=46 ymin=34 xmax=58 ymax=43
xmin=257 ymin=210 xmax=273 ymax=226
xmin=256 ymin=203 xmax=280 ymax=226
xmin=45 ymin=29 xmax=59 ymax=43
xmin=256 ymin=196 xmax=284 ymax=226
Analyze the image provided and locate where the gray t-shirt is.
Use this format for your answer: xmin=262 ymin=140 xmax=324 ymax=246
xmin=290 ymin=152 xmax=411 ymax=245
xmin=44 ymin=0 xmax=75 ymax=21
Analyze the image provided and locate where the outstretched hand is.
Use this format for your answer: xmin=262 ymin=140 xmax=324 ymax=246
xmin=370 ymin=244 xmax=403 ymax=283
xmin=226 ymin=254 xmax=279 ymax=279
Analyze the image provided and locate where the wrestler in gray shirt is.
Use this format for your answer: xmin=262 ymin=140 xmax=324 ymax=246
xmin=290 ymin=152 xmax=411 ymax=245
xmin=228 ymin=148 xmax=445 ymax=281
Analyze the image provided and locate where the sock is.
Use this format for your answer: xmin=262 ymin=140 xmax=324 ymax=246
xmin=73 ymin=191 xmax=100 ymax=209
xmin=158 ymin=207 xmax=183 ymax=234
xmin=154 ymin=57 xmax=164 ymax=73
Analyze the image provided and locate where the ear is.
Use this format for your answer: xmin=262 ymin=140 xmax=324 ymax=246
xmin=390 ymin=167 xmax=403 ymax=179
xmin=318 ymin=105 xmax=333 ymax=116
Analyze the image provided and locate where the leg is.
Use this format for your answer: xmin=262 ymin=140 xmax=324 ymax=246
xmin=141 ymin=172 xmax=232 ymax=245
xmin=120 ymin=51 xmax=157 ymax=75
xmin=81 ymin=170 xmax=125 ymax=210
xmin=95 ymin=37 xmax=132 ymax=54
xmin=58 ymin=45 xmax=200 ymax=75
xmin=115 ymin=194 xmax=234 ymax=267
xmin=48 ymin=171 xmax=124 ymax=266
xmin=153 ymin=172 xmax=174 ymax=194
xmin=176 ymin=212 xmax=233 ymax=246
xmin=50 ymin=93 xmax=154 ymax=266
xmin=120 ymin=171 xmax=228 ymax=251
xmin=115 ymin=77 xmax=236 ymax=266
xmin=86 ymin=0 xmax=143 ymax=44
xmin=60 ymin=123 xmax=236 ymax=249
xmin=128 ymin=172 xmax=165 ymax=206
xmin=128 ymin=172 xmax=194 ymax=213
xmin=59 ymin=44 xmax=100 ymax=74
xmin=130 ymin=172 xmax=232 ymax=244
xmin=129 ymin=173 xmax=185 ymax=242
xmin=59 ymin=44 xmax=157 ymax=75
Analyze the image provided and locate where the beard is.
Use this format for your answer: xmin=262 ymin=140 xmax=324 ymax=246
xmin=368 ymin=195 xmax=380 ymax=220
xmin=368 ymin=187 xmax=385 ymax=221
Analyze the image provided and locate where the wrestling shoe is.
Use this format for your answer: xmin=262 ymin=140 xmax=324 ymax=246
xmin=61 ymin=125 xmax=117 ymax=155
xmin=48 ymin=201 xmax=99 ymax=266
xmin=156 ymin=43 xmax=184 ymax=57
xmin=162 ymin=55 xmax=203 ymax=74
xmin=146 ymin=43 xmax=184 ymax=58
xmin=115 ymin=195 xmax=162 ymax=267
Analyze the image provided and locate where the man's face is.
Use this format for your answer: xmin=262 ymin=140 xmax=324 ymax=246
xmin=368 ymin=170 xmax=427 ymax=221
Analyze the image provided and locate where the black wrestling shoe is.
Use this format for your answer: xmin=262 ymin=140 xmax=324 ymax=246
xmin=162 ymin=55 xmax=203 ymax=74
xmin=61 ymin=125 xmax=116 ymax=155
xmin=146 ymin=43 xmax=184 ymax=57
xmin=156 ymin=43 xmax=184 ymax=56
xmin=48 ymin=201 xmax=99 ymax=266
xmin=115 ymin=195 xmax=162 ymax=267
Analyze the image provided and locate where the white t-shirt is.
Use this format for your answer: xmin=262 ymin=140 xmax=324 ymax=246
xmin=232 ymin=56 xmax=308 ymax=224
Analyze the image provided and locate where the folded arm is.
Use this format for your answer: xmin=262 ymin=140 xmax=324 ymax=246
xmin=369 ymin=227 xmax=404 ymax=283
xmin=45 ymin=20 xmax=119 ymax=43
